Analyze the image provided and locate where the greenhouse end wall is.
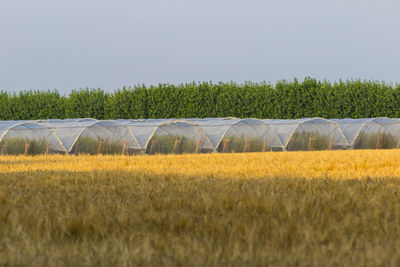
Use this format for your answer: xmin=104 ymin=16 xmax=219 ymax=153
xmin=1 ymin=117 xmax=400 ymax=155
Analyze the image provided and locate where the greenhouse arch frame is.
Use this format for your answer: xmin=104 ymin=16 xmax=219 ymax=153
xmin=188 ymin=118 xmax=285 ymax=151
xmin=1 ymin=117 xmax=400 ymax=155
xmin=286 ymin=118 xmax=349 ymax=148
xmin=0 ymin=121 xmax=68 ymax=153
xmin=332 ymin=117 xmax=400 ymax=149
xmin=120 ymin=119 xmax=216 ymax=152
xmin=264 ymin=117 xmax=350 ymax=150
xmin=68 ymin=120 xmax=141 ymax=153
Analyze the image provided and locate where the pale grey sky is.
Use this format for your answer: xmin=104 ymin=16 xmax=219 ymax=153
xmin=1 ymin=0 xmax=399 ymax=93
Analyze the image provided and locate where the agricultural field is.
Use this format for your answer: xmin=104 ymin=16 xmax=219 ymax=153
xmin=1 ymin=150 xmax=400 ymax=266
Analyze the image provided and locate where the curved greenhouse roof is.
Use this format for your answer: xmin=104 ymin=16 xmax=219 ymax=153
xmin=0 ymin=121 xmax=67 ymax=153
xmin=38 ymin=119 xmax=140 ymax=153
xmin=331 ymin=118 xmax=400 ymax=149
xmin=264 ymin=118 xmax=350 ymax=150
xmin=120 ymin=119 xmax=215 ymax=153
xmin=1 ymin=117 xmax=400 ymax=155
xmin=188 ymin=118 xmax=284 ymax=152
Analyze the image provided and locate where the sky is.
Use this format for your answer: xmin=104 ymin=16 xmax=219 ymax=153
xmin=1 ymin=0 xmax=399 ymax=93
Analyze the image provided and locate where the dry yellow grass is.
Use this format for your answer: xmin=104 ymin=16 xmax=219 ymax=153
xmin=1 ymin=149 xmax=400 ymax=179
xmin=1 ymin=150 xmax=400 ymax=266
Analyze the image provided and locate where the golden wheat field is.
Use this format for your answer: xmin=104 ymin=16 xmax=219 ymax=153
xmin=1 ymin=150 xmax=400 ymax=266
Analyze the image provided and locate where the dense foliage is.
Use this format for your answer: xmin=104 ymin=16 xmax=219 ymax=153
xmin=1 ymin=78 xmax=400 ymax=120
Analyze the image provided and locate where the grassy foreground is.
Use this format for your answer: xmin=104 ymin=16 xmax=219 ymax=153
xmin=1 ymin=151 xmax=400 ymax=266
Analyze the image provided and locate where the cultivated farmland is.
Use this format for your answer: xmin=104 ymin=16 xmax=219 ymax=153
xmin=1 ymin=150 xmax=400 ymax=266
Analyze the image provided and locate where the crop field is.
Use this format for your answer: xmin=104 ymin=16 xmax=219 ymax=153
xmin=1 ymin=150 xmax=400 ymax=266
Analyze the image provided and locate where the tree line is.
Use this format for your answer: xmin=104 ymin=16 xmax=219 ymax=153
xmin=1 ymin=78 xmax=399 ymax=120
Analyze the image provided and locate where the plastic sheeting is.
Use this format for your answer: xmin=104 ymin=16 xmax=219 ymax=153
xmin=332 ymin=118 xmax=400 ymax=149
xmin=0 ymin=121 xmax=67 ymax=154
xmin=119 ymin=119 xmax=215 ymax=153
xmin=1 ymin=117 xmax=400 ymax=155
xmin=265 ymin=118 xmax=350 ymax=150
xmin=38 ymin=120 xmax=140 ymax=154
xmin=188 ymin=118 xmax=284 ymax=152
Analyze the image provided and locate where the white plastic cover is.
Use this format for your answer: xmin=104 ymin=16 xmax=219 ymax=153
xmin=0 ymin=121 xmax=67 ymax=154
xmin=189 ymin=118 xmax=284 ymax=152
xmin=120 ymin=119 xmax=215 ymax=153
xmin=38 ymin=119 xmax=140 ymax=153
xmin=1 ymin=117 xmax=400 ymax=154
xmin=264 ymin=118 xmax=350 ymax=150
xmin=332 ymin=118 xmax=400 ymax=149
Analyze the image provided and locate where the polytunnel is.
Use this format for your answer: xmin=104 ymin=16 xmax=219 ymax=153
xmin=2 ymin=117 xmax=400 ymax=155
xmin=263 ymin=118 xmax=350 ymax=151
xmin=188 ymin=118 xmax=284 ymax=152
xmin=37 ymin=119 xmax=140 ymax=154
xmin=332 ymin=118 xmax=400 ymax=149
xmin=0 ymin=121 xmax=67 ymax=155
xmin=119 ymin=119 xmax=215 ymax=154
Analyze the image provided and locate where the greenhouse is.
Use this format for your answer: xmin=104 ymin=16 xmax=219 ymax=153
xmin=188 ymin=118 xmax=284 ymax=152
xmin=1 ymin=117 xmax=400 ymax=155
xmin=0 ymin=121 xmax=67 ymax=154
xmin=264 ymin=118 xmax=350 ymax=151
xmin=331 ymin=118 xmax=400 ymax=149
xmin=118 ymin=119 xmax=215 ymax=154
xmin=37 ymin=119 xmax=140 ymax=154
